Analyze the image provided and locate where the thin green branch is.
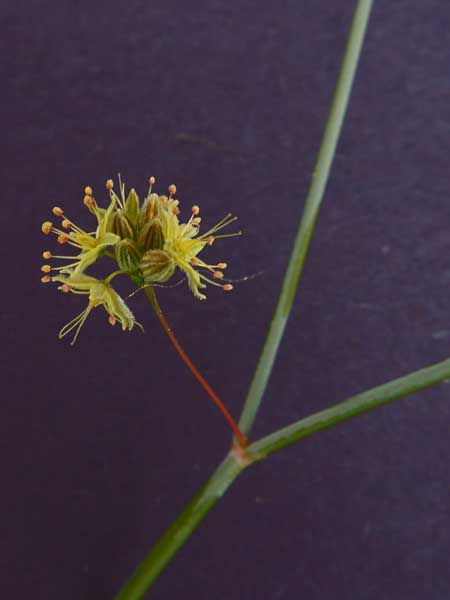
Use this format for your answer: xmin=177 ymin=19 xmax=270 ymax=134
xmin=238 ymin=0 xmax=374 ymax=437
xmin=114 ymin=454 xmax=244 ymax=600
xmin=247 ymin=355 xmax=450 ymax=461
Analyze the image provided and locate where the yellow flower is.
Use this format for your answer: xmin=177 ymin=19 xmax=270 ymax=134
xmin=52 ymin=273 xmax=139 ymax=345
xmin=137 ymin=186 xmax=240 ymax=299
xmin=41 ymin=196 xmax=120 ymax=275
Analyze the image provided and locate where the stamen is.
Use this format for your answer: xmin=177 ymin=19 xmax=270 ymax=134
xmin=42 ymin=222 xmax=53 ymax=234
xmin=117 ymin=173 xmax=126 ymax=205
xmin=168 ymin=184 xmax=177 ymax=197
xmin=84 ymin=195 xmax=95 ymax=208
xmin=213 ymin=271 xmax=224 ymax=279
xmin=198 ymin=273 xmax=228 ymax=288
xmin=173 ymin=206 xmax=180 ymax=215
xmin=200 ymin=213 xmax=237 ymax=238
xmin=50 ymin=261 xmax=82 ymax=271
xmin=106 ymin=179 xmax=114 ymax=190
xmin=41 ymin=275 xmax=52 ymax=283
xmin=108 ymin=315 xmax=117 ymax=326
xmin=192 ymin=217 xmax=201 ymax=226
xmin=217 ymin=262 xmax=227 ymax=269
xmin=42 ymin=251 xmax=52 ymax=259
xmin=58 ymin=305 xmax=92 ymax=345
xmin=41 ymin=264 xmax=51 ymax=273
xmin=191 ymin=205 xmax=200 ymax=215
xmin=84 ymin=186 xmax=93 ymax=196
xmin=212 ymin=231 xmax=242 ymax=240
xmin=57 ymin=234 xmax=69 ymax=244
xmin=51 ymin=254 xmax=82 ymax=260
xmin=61 ymin=284 xmax=71 ymax=293
xmin=52 ymin=207 xmax=64 ymax=217
xmin=223 ymin=284 xmax=233 ymax=291
xmin=147 ymin=176 xmax=156 ymax=196
xmin=60 ymin=218 xmax=84 ymax=235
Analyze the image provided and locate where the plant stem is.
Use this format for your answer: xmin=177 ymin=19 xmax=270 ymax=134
xmin=238 ymin=0 xmax=374 ymax=437
xmin=145 ymin=286 xmax=248 ymax=448
xmin=247 ymin=355 xmax=450 ymax=460
xmin=114 ymin=453 xmax=244 ymax=600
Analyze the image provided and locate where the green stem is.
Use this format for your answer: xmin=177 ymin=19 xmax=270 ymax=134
xmin=114 ymin=453 xmax=244 ymax=600
xmin=238 ymin=0 xmax=374 ymax=437
xmin=247 ymin=355 xmax=450 ymax=461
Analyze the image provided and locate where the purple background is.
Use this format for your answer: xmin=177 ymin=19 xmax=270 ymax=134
xmin=2 ymin=1 xmax=450 ymax=598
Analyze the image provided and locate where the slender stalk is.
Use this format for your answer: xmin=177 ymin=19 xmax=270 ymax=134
xmin=114 ymin=453 xmax=244 ymax=600
xmin=145 ymin=287 xmax=248 ymax=448
xmin=247 ymin=355 xmax=450 ymax=460
xmin=238 ymin=0 xmax=374 ymax=437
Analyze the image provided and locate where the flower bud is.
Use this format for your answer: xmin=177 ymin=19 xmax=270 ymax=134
xmin=112 ymin=211 xmax=134 ymax=240
xmin=140 ymin=250 xmax=175 ymax=283
xmin=115 ymin=239 xmax=141 ymax=273
xmin=137 ymin=218 xmax=164 ymax=252
xmin=140 ymin=193 xmax=160 ymax=222
xmin=124 ymin=188 xmax=140 ymax=226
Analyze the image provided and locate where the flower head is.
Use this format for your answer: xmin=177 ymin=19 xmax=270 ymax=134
xmin=41 ymin=176 xmax=240 ymax=342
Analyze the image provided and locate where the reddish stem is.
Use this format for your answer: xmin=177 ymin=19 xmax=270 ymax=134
xmin=145 ymin=287 xmax=248 ymax=448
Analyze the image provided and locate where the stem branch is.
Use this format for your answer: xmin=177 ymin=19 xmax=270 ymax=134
xmin=145 ymin=287 xmax=248 ymax=448
xmin=238 ymin=0 xmax=374 ymax=437
xmin=247 ymin=355 xmax=450 ymax=460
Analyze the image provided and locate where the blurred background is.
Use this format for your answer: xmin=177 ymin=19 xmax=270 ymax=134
xmin=1 ymin=1 xmax=450 ymax=598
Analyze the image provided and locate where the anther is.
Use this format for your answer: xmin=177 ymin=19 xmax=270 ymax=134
xmin=52 ymin=207 xmax=64 ymax=217
xmin=168 ymin=184 xmax=177 ymax=196
xmin=213 ymin=271 xmax=224 ymax=280
xmin=207 ymin=236 xmax=215 ymax=246
xmin=41 ymin=275 xmax=52 ymax=283
xmin=106 ymin=179 xmax=114 ymax=190
xmin=217 ymin=262 xmax=227 ymax=269
xmin=42 ymin=221 xmax=53 ymax=234
xmin=62 ymin=219 xmax=71 ymax=229
xmin=41 ymin=264 xmax=52 ymax=273
xmin=223 ymin=284 xmax=233 ymax=291
xmin=84 ymin=186 xmax=93 ymax=196
xmin=173 ymin=207 xmax=180 ymax=215
xmin=192 ymin=217 xmax=201 ymax=226
xmin=108 ymin=315 xmax=117 ymax=326
xmin=83 ymin=195 xmax=94 ymax=207
xmin=42 ymin=251 xmax=52 ymax=259
xmin=191 ymin=205 xmax=200 ymax=215
xmin=57 ymin=234 xmax=68 ymax=244
xmin=191 ymin=257 xmax=201 ymax=265
xmin=61 ymin=284 xmax=71 ymax=293
xmin=149 ymin=176 xmax=156 ymax=186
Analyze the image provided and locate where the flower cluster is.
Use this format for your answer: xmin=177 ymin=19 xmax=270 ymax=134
xmin=41 ymin=177 xmax=240 ymax=344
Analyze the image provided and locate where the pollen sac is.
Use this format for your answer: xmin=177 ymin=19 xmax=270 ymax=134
xmin=123 ymin=189 xmax=140 ymax=227
xmin=115 ymin=239 xmax=141 ymax=274
xmin=140 ymin=193 xmax=160 ymax=222
xmin=140 ymin=249 xmax=175 ymax=283
xmin=112 ymin=211 xmax=134 ymax=240
xmin=137 ymin=218 xmax=164 ymax=252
